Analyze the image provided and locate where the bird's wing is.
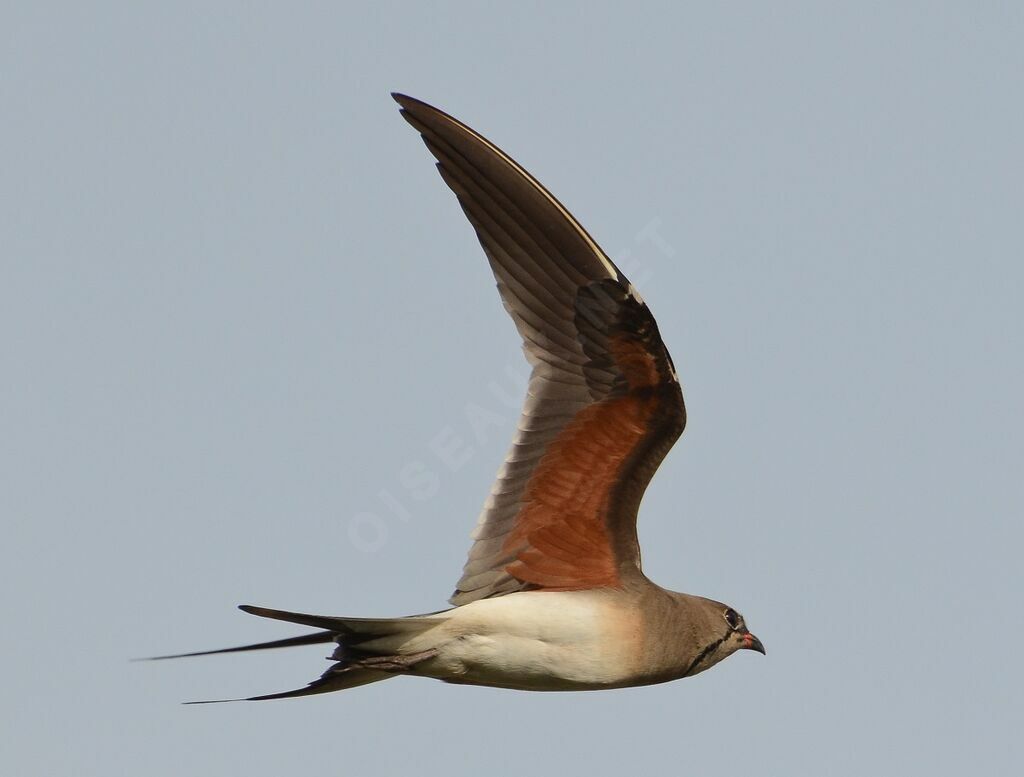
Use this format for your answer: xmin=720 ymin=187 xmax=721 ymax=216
xmin=394 ymin=94 xmax=686 ymax=606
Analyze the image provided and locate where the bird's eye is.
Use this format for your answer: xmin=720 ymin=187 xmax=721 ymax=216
xmin=724 ymin=608 xmax=742 ymax=630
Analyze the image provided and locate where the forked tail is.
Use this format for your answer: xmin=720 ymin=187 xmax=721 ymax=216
xmin=143 ymin=604 xmax=446 ymax=702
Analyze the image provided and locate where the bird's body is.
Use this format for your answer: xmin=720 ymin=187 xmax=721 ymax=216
xmin=152 ymin=93 xmax=764 ymax=701
xmin=407 ymin=588 xmax=749 ymax=691
xmin=408 ymin=591 xmax=643 ymax=691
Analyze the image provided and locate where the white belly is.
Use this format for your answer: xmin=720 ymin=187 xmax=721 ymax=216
xmin=411 ymin=590 xmax=640 ymax=691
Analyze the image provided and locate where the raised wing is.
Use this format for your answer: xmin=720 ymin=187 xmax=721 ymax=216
xmin=393 ymin=94 xmax=685 ymax=606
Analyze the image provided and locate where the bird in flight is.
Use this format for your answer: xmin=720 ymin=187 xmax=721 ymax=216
xmin=151 ymin=93 xmax=764 ymax=701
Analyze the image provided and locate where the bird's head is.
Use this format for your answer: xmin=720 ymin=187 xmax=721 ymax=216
xmin=680 ymin=596 xmax=765 ymax=677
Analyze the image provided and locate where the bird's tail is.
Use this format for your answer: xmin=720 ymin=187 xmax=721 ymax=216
xmin=143 ymin=604 xmax=448 ymax=702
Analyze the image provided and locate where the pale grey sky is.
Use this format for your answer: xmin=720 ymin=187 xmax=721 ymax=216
xmin=3 ymin=3 xmax=1022 ymax=775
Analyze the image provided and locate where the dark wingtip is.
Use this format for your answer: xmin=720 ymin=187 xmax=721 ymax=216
xmin=391 ymin=92 xmax=416 ymax=108
xmin=391 ymin=93 xmax=451 ymax=129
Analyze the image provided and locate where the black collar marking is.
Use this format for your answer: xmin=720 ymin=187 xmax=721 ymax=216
xmin=681 ymin=630 xmax=731 ymax=677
